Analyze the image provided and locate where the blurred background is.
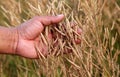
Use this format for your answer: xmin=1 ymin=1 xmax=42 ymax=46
xmin=0 ymin=0 xmax=120 ymax=77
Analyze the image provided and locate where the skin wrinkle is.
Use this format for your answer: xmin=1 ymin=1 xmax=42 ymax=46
xmin=29 ymin=20 xmax=44 ymax=39
xmin=7 ymin=28 xmax=17 ymax=54
xmin=10 ymin=29 xmax=14 ymax=54
xmin=0 ymin=27 xmax=18 ymax=54
xmin=0 ymin=27 xmax=8 ymax=53
xmin=18 ymin=19 xmax=44 ymax=40
xmin=14 ymin=27 xmax=19 ymax=55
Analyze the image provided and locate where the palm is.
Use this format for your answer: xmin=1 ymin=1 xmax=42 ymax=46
xmin=16 ymin=37 xmax=38 ymax=58
xmin=16 ymin=17 xmax=47 ymax=58
xmin=17 ymin=32 xmax=49 ymax=58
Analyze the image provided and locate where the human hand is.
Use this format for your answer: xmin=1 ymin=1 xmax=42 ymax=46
xmin=0 ymin=15 xmax=82 ymax=58
xmin=15 ymin=15 xmax=66 ymax=58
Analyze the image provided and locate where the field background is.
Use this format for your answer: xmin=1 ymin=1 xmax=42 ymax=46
xmin=0 ymin=0 xmax=120 ymax=77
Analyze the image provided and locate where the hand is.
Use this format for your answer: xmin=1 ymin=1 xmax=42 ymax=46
xmin=15 ymin=15 xmax=65 ymax=58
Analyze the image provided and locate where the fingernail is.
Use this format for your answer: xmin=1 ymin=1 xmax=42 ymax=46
xmin=57 ymin=14 xmax=64 ymax=17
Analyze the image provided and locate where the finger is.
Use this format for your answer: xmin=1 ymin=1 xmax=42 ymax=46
xmin=69 ymin=22 xmax=82 ymax=34
xmin=77 ymin=28 xmax=82 ymax=34
xmin=70 ymin=22 xmax=77 ymax=27
xmin=65 ymin=22 xmax=82 ymax=44
xmin=75 ymin=39 xmax=81 ymax=44
xmin=64 ymin=47 xmax=72 ymax=54
xmin=35 ymin=14 xmax=64 ymax=26
xmin=35 ymin=36 xmax=49 ymax=58
xmin=74 ymin=28 xmax=82 ymax=44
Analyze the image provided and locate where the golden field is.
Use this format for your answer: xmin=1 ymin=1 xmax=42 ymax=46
xmin=0 ymin=0 xmax=120 ymax=77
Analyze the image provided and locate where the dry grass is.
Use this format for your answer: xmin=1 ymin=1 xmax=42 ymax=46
xmin=0 ymin=0 xmax=120 ymax=77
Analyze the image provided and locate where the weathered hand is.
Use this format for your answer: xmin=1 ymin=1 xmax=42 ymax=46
xmin=15 ymin=15 xmax=65 ymax=58
xmin=0 ymin=15 xmax=82 ymax=59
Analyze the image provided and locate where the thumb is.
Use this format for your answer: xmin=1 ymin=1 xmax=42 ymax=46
xmin=36 ymin=14 xmax=64 ymax=26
